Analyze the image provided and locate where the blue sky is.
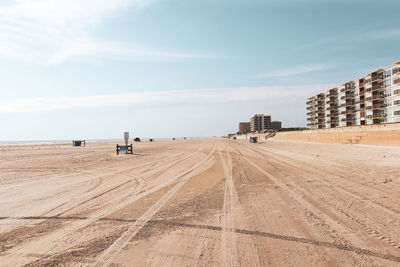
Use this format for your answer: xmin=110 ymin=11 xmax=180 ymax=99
xmin=0 ymin=0 xmax=399 ymax=140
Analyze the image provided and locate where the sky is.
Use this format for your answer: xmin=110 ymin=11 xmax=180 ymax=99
xmin=0 ymin=0 xmax=400 ymax=140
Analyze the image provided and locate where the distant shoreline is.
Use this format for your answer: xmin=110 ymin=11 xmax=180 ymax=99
xmin=0 ymin=139 xmax=120 ymax=146
xmin=0 ymin=137 xmax=208 ymax=146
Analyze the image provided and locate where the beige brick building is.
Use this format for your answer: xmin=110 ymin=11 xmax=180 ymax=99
xmin=238 ymin=122 xmax=251 ymax=133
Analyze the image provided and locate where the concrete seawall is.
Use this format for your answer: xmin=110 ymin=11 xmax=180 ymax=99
xmin=272 ymin=123 xmax=400 ymax=145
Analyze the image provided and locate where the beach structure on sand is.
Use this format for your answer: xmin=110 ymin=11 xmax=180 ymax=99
xmin=116 ymin=144 xmax=133 ymax=155
xmin=72 ymin=140 xmax=86 ymax=146
xmin=265 ymin=129 xmax=277 ymax=140
xmin=116 ymin=132 xmax=133 ymax=155
xmin=250 ymin=137 xmax=258 ymax=143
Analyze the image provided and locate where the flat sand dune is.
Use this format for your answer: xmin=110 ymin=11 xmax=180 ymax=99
xmin=0 ymin=139 xmax=400 ymax=266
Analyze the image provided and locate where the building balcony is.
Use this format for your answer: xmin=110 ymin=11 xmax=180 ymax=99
xmin=372 ymin=85 xmax=384 ymax=91
xmin=326 ymin=106 xmax=338 ymax=110
xmin=345 ymin=109 xmax=356 ymax=114
xmin=327 ymin=118 xmax=339 ymax=123
xmin=373 ymin=104 xmax=385 ymax=109
xmin=372 ymin=94 xmax=384 ymax=100
xmin=373 ymin=113 xmax=387 ymax=118
xmin=345 ymin=86 xmax=356 ymax=91
xmin=345 ymin=117 xmax=357 ymax=122
xmin=372 ymin=76 xmax=383 ymax=82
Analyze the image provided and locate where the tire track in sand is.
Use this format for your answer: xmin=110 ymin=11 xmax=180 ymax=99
xmin=247 ymin=144 xmax=400 ymax=250
xmin=219 ymin=150 xmax=239 ymax=267
xmin=92 ymin=144 xmax=216 ymax=267
xmin=0 ymin=151 xmax=202 ymax=266
xmin=0 ymin=152 xmax=188 ymax=233
xmin=238 ymin=150 xmax=381 ymax=265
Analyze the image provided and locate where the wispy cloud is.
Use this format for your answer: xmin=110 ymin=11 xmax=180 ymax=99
xmin=0 ymin=0 xmax=206 ymax=63
xmin=0 ymin=84 xmax=335 ymax=113
xmin=360 ymin=28 xmax=400 ymax=40
xmin=295 ymin=37 xmax=338 ymax=51
xmin=255 ymin=64 xmax=334 ymax=79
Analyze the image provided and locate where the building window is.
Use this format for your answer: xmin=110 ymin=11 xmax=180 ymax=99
xmin=384 ymin=69 xmax=392 ymax=78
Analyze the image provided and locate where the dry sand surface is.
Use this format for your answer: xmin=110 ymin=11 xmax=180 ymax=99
xmin=0 ymin=138 xmax=400 ymax=266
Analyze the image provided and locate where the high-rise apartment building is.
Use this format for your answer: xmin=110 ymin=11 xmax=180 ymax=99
xmin=307 ymin=60 xmax=400 ymax=128
xmin=250 ymin=114 xmax=271 ymax=132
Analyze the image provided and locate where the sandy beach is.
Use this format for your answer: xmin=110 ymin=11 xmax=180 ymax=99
xmin=0 ymin=138 xmax=400 ymax=266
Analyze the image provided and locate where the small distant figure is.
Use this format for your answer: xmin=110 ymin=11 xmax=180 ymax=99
xmin=134 ymin=137 xmax=141 ymax=142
